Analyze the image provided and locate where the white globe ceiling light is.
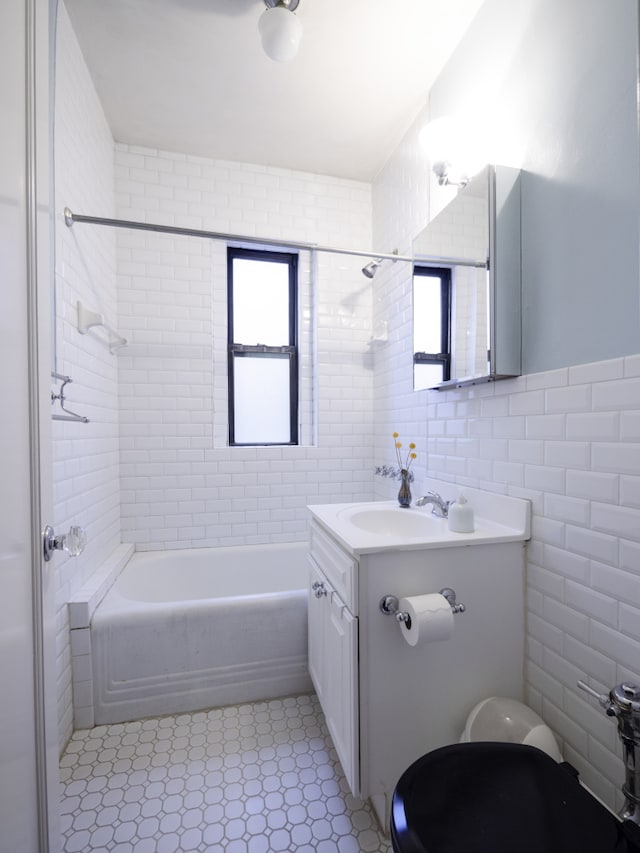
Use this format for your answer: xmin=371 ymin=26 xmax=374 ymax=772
xmin=259 ymin=0 xmax=302 ymax=62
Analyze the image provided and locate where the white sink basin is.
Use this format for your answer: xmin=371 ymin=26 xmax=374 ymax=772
xmin=308 ymin=483 xmax=531 ymax=555
xmin=337 ymin=505 xmax=442 ymax=537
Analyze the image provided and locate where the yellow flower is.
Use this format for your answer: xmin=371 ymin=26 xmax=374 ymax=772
xmin=393 ymin=433 xmax=417 ymax=471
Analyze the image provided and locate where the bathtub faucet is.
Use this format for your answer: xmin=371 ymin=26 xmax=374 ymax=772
xmin=415 ymin=491 xmax=451 ymax=518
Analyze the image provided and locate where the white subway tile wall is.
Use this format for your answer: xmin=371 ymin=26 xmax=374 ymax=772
xmin=114 ymin=144 xmax=374 ymax=549
xmin=373 ymin=137 xmax=640 ymax=813
xmin=53 ymin=3 xmax=121 ymax=749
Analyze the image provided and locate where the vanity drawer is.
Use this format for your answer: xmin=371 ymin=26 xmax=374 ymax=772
xmin=309 ymin=521 xmax=357 ymax=613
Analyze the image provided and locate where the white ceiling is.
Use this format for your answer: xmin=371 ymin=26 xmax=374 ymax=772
xmin=63 ymin=0 xmax=484 ymax=182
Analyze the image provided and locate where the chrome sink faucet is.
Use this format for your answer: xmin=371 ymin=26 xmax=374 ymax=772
xmin=415 ymin=491 xmax=451 ymax=518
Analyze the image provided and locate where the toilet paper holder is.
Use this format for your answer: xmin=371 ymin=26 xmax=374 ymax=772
xmin=379 ymin=587 xmax=466 ymax=626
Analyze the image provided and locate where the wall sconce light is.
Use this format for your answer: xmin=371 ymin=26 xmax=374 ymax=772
xmin=431 ymin=161 xmax=469 ymax=188
xmin=259 ymin=0 xmax=303 ymax=62
xmin=420 ymin=116 xmax=483 ymax=188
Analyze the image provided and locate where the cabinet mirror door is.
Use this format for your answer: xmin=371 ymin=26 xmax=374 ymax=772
xmin=413 ymin=164 xmax=521 ymax=390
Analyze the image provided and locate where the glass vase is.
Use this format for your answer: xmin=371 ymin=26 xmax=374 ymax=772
xmin=397 ymin=469 xmax=412 ymax=508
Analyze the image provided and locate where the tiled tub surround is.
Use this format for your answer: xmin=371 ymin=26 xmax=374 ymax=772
xmin=59 ymin=694 xmax=391 ymax=853
xmin=114 ymin=142 xmax=375 ymax=551
xmin=69 ymin=543 xmax=311 ymax=729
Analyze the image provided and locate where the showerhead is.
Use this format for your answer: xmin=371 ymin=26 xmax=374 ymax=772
xmin=362 ymin=257 xmax=384 ymax=279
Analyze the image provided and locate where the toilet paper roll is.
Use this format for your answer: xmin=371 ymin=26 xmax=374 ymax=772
xmin=398 ymin=593 xmax=454 ymax=646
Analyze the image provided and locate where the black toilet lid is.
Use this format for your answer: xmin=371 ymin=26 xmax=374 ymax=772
xmin=391 ymin=742 xmax=640 ymax=853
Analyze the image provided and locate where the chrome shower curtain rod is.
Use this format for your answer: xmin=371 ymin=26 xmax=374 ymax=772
xmin=63 ymin=207 xmax=487 ymax=269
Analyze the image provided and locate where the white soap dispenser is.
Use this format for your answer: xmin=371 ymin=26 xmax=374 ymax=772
xmin=448 ymin=492 xmax=474 ymax=533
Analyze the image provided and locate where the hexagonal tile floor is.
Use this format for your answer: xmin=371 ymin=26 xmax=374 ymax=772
xmin=59 ymin=693 xmax=392 ymax=852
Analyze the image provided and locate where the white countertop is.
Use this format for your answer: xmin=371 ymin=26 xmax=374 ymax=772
xmin=307 ymin=481 xmax=531 ymax=556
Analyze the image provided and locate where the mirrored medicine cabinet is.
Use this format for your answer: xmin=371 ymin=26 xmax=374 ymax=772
xmin=412 ymin=164 xmax=522 ymax=390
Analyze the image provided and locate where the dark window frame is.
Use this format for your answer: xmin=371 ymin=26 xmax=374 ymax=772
xmin=413 ymin=265 xmax=452 ymax=384
xmin=227 ymin=247 xmax=299 ymax=446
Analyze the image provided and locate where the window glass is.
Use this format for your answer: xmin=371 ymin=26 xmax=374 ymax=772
xmin=227 ymin=248 xmax=298 ymax=446
xmin=413 ymin=266 xmax=452 ymax=389
xmin=232 ymin=258 xmax=290 ymax=345
xmin=413 ymin=274 xmax=444 ymax=352
xmin=231 ymin=353 xmax=292 ymax=444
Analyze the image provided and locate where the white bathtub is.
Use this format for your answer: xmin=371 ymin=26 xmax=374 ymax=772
xmin=91 ymin=542 xmax=311 ymax=724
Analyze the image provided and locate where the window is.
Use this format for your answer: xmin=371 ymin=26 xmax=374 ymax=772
xmin=413 ymin=266 xmax=452 ymax=389
xmin=227 ymin=248 xmax=298 ymax=445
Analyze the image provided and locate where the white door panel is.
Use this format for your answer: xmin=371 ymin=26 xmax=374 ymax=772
xmin=0 ymin=0 xmax=58 ymax=850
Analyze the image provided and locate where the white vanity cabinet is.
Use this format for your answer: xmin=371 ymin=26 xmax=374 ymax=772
xmin=308 ymin=522 xmax=359 ymax=794
xmin=307 ymin=486 xmax=531 ymax=829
